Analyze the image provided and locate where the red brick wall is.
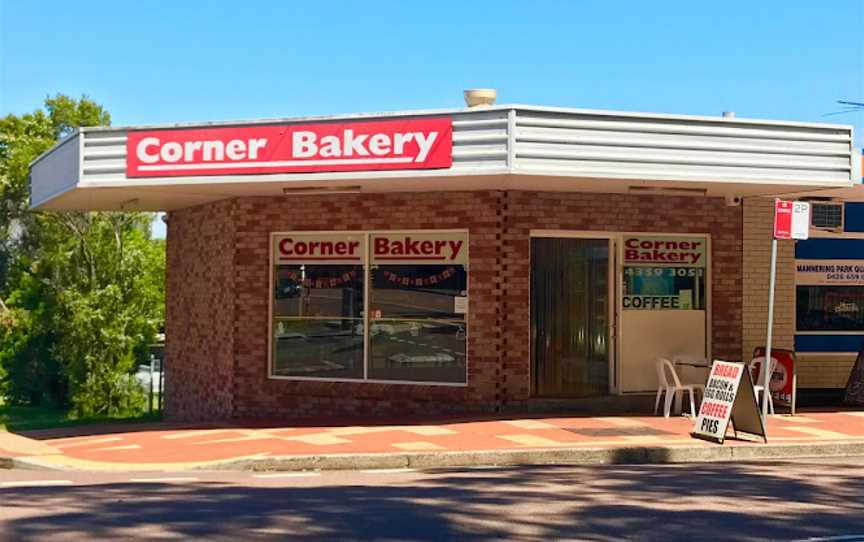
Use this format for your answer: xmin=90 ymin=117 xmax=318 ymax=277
xmin=501 ymin=192 xmax=742 ymax=404
xmin=165 ymin=200 xmax=237 ymax=421
xmin=231 ymin=191 xmax=504 ymax=418
xmin=164 ymin=190 xmax=742 ymax=420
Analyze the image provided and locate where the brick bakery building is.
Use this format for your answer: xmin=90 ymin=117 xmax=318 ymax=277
xmin=29 ymin=95 xmax=859 ymax=421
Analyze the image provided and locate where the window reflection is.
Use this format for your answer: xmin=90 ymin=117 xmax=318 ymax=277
xmin=270 ymin=233 xmax=470 ymax=384
xmin=369 ymin=265 xmax=467 ymax=383
xmin=273 ymin=264 xmax=364 ymax=378
xmin=274 ymin=265 xmax=363 ymax=318
xmin=273 ymin=319 xmax=364 ymax=379
xmin=797 ymin=286 xmax=864 ymax=332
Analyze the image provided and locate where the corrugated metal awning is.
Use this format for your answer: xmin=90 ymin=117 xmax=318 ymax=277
xmin=30 ymin=105 xmax=857 ymax=211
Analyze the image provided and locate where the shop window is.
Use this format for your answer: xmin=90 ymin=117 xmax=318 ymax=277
xmin=270 ymin=231 xmax=468 ymax=385
xmin=797 ymin=286 xmax=864 ymax=332
xmin=621 ymin=235 xmax=708 ymax=311
xmin=622 ymin=266 xmax=706 ymax=310
xmin=271 ymin=232 xmax=366 ymax=379
xmin=368 ymin=264 xmax=468 ymax=383
xmin=272 ymin=264 xmax=365 ymax=379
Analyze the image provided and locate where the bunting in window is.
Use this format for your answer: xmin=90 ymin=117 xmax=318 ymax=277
xmin=382 ymin=267 xmax=458 ymax=287
xmin=281 ymin=270 xmax=359 ymax=288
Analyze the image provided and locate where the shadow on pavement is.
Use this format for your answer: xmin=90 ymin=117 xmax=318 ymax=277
xmin=2 ymin=462 xmax=863 ymax=541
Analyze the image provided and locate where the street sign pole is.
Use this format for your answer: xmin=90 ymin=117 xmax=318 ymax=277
xmin=765 ymin=199 xmax=810 ymax=429
xmin=763 ymin=236 xmax=778 ymax=423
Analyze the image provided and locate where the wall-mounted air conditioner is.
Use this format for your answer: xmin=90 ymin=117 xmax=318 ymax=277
xmin=809 ymin=201 xmax=844 ymax=233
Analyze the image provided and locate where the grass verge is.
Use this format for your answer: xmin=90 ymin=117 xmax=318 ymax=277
xmin=0 ymin=401 xmax=161 ymax=432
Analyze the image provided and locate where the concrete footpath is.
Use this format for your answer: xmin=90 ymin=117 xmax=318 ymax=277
xmin=2 ymin=411 xmax=864 ymax=472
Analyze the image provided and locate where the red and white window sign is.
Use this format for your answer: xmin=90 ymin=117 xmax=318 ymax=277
xmin=371 ymin=232 xmax=467 ymax=266
xmin=274 ymin=231 xmax=468 ymax=266
xmin=773 ymin=200 xmax=810 ymax=240
xmin=275 ymin=233 xmax=364 ymax=265
xmin=623 ymin=235 xmax=706 ymax=267
xmin=127 ymin=118 xmax=452 ymax=178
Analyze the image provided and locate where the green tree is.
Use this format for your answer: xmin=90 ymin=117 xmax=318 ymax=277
xmin=0 ymin=94 xmax=111 ymax=290
xmin=0 ymin=95 xmax=164 ymax=416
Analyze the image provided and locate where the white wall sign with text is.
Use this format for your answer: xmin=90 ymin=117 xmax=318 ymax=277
xmin=796 ymin=259 xmax=864 ymax=286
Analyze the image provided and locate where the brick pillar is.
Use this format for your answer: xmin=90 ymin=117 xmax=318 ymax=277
xmin=741 ymin=197 xmax=795 ymax=362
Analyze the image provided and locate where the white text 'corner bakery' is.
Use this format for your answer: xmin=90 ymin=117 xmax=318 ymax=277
xmin=29 ymin=91 xmax=861 ymax=420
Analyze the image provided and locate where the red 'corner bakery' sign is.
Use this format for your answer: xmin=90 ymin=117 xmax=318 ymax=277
xmin=623 ymin=235 xmax=707 ymax=267
xmin=126 ymin=117 xmax=452 ymax=178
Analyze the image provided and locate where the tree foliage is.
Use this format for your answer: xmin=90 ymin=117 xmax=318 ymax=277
xmin=0 ymin=95 xmax=164 ymax=416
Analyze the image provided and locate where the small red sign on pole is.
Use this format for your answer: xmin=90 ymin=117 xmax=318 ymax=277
xmin=773 ymin=200 xmax=811 ymax=241
xmin=773 ymin=200 xmax=794 ymax=239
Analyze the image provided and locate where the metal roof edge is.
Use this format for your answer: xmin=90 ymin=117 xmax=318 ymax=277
xmin=508 ymin=104 xmax=854 ymax=131
xmin=28 ymin=130 xmax=80 ymax=168
xmin=76 ymin=104 xmax=854 ymax=134
xmin=78 ymin=106 xmax=504 ymax=132
xmin=29 ymin=180 xmax=80 ymax=210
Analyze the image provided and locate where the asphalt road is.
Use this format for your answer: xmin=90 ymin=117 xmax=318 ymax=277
xmin=1 ymin=458 xmax=863 ymax=541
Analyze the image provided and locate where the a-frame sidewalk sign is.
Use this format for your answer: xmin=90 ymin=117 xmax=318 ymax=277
xmin=692 ymin=360 xmax=767 ymax=444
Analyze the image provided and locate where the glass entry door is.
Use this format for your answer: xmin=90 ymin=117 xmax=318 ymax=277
xmin=531 ymin=237 xmax=611 ymax=397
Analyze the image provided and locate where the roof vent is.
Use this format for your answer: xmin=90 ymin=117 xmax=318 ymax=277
xmin=464 ymin=89 xmax=496 ymax=108
xmin=722 ymin=111 xmax=736 ymax=118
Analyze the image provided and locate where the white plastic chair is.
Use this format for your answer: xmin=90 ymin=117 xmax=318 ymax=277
xmin=749 ymin=356 xmax=777 ymax=415
xmin=654 ymin=358 xmax=705 ymax=417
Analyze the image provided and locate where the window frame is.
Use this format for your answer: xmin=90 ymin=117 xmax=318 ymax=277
xmin=268 ymin=229 xmax=470 ymax=387
xmin=794 ymin=284 xmax=864 ymax=335
xmin=794 ymin=249 xmax=864 ymax=337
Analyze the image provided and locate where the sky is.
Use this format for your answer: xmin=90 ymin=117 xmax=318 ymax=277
xmin=1 ymin=0 xmax=862 ymax=238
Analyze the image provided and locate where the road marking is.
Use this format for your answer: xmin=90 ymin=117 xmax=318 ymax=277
xmin=252 ymin=528 xmax=294 ymax=535
xmin=794 ymin=536 xmax=864 ymax=541
xmin=252 ymin=472 xmax=320 ymax=479
xmin=54 ymin=436 xmax=122 ymax=449
xmin=129 ymin=477 xmax=199 ymax=483
xmin=360 ymin=468 xmax=416 ymax=474
xmin=0 ymin=479 xmax=74 ymax=488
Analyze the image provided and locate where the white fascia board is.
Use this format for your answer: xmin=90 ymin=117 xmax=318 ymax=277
xmin=508 ymin=167 xmax=855 ymax=188
xmin=77 ymin=165 xmax=513 ymax=188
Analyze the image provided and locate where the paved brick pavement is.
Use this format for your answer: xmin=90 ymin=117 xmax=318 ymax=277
xmin=1 ymin=410 xmax=863 ymax=471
